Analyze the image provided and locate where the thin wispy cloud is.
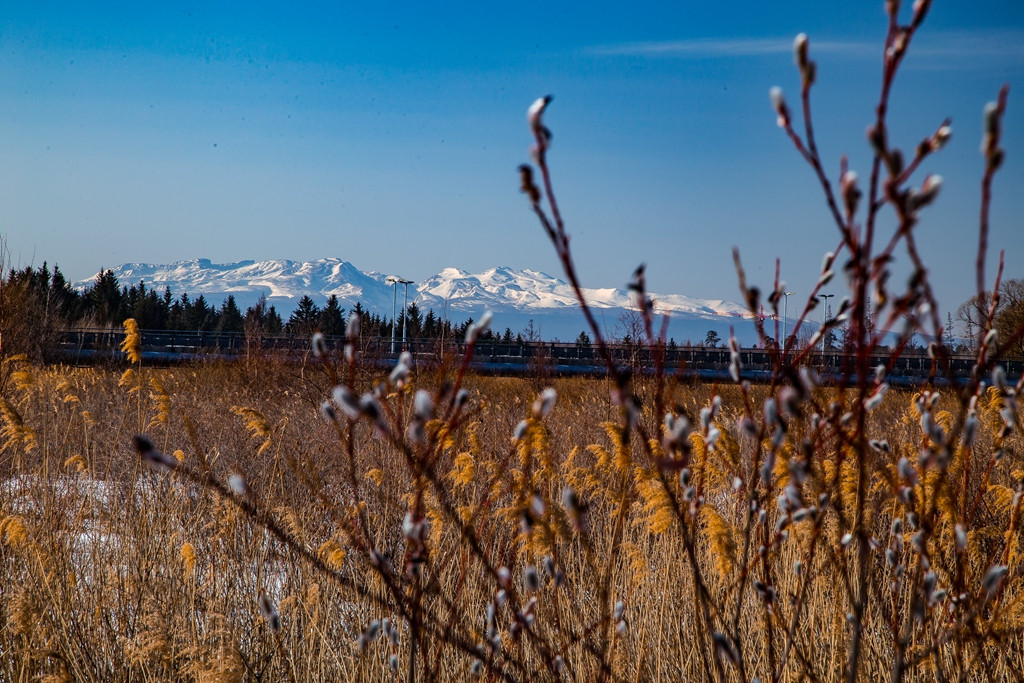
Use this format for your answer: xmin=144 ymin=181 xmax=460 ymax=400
xmin=588 ymin=29 xmax=1024 ymax=66
xmin=587 ymin=37 xmax=873 ymax=59
xmin=912 ymin=29 xmax=1024 ymax=61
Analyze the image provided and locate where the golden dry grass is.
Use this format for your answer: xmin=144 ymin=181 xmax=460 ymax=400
xmin=3 ymin=4 xmax=1017 ymax=680
xmin=1 ymin=351 xmax=1022 ymax=682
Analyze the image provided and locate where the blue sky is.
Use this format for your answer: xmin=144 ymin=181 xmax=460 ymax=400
xmin=2 ymin=1 xmax=1023 ymax=323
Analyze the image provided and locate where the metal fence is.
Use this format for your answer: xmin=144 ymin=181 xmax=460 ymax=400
xmin=50 ymin=328 xmax=1022 ymax=385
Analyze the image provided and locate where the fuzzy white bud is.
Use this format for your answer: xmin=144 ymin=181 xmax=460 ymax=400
xmin=983 ymin=564 xmax=1009 ymax=594
xmin=465 ymin=311 xmax=494 ymax=344
xmin=793 ymin=33 xmax=809 ymax=64
xmin=528 ymin=96 xmax=552 ymax=131
xmin=311 ymin=332 xmax=326 ymax=358
xmin=533 ymin=387 xmax=557 ymax=418
xmin=414 ymin=389 xmax=434 ymax=420
xmin=333 ymin=385 xmax=360 ymax=420
xmin=228 ymin=473 xmax=249 ymax=496
xmin=769 ymin=86 xmax=792 ymax=126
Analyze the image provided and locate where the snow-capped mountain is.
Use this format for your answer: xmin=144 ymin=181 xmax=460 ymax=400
xmin=97 ymin=258 xmax=398 ymax=311
xmin=75 ymin=258 xmax=760 ymax=343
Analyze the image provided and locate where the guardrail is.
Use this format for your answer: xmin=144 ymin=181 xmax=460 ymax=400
xmin=51 ymin=328 xmax=1022 ymax=385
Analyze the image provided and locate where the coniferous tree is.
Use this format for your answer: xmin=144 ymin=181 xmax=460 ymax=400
xmin=1 ymin=262 xmax=79 ymax=360
xmin=18 ymin=263 xmax=81 ymax=324
xmin=423 ymin=309 xmax=438 ymax=338
xmin=162 ymin=288 xmax=173 ymax=315
xmin=319 ymin=295 xmax=345 ymax=336
xmin=244 ymin=295 xmax=269 ymax=333
xmin=405 ymin=302 xmax=423 ymax=339
xmin=351 ymin=302 xmax=366 ymax=335
xmin=189 ymin=295 xmax=216 ymax=330
xmin=265 ymin=305 xmax=283 ymax=333
xmin=130 ymin=281 xmax=168 ymax=329
xmin=88 ymin=270 xmax=125 ymax=326
xmin=287 ymin=295 xmax=321 ymax=335
xmin=438 ymin=316 xmax=454 ymax=342
xmin=359 ymin=306 xmax=382 ymax=337
xmin=217 ymin=296 xmax=244 ymax=333
xmin=126 ymin=282 xmax=142 ymax=315
xmin=168 ymin=293 xmax=190 ymax=330
xmin=45 ymin=264 xmax=81 ymax=321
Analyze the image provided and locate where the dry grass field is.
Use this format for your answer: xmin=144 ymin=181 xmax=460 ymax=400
xmin=3 ymin=3 xmax=1022 ymax=681
xmin=1 ymin=347 xmax=1023 ymax=682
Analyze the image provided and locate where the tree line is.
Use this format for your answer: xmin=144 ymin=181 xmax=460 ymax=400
xmin=0 ymin=263 xmax=524 ymax=361
xmin=5 ymin=262 xmax=1020 ymax=362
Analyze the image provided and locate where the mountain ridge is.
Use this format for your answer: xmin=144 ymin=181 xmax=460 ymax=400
xmin=74 ymin=258 xmax=762 ymax=343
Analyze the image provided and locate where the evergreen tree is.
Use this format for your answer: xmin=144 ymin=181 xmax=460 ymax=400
xmin=130 ymin=281 xmax=167 ymax=329
xmin=19 ymin=263 xmax=81 ymax=324
xmin=46 ymin=265 xmax=81 ymax=321
xmin=350 ymin=303 xmax=367 ymax=337
xmin=362 ymin=307 xmax=383 ymax=337
xmin=405 ymin=302 xmax=423 ymax=339
xmin=126 ymin=281 xmax=142 ymax=316
xmin=287 ymin=295 xmax=321 ymax=335
xmin=88 ymin=269 xmax=125 ymax=326
xmin=319 ymin=295 xmax=345 ymax=336
xmin=1 ymin=262 xmax=80 ymax=360
xmin=423 ymin=309 xmax=438 ymax=338
xmin=190 ymin=295 xmax=216 ymax=330
xmin=244 ymin=295 xmax=269 ymax=333
xmin=265 ymin=305 xmax=283 ymax=333
xmin=217 ymin=295 xmax=244 ymax=332
xmin=168 ymin=294 xmax=187 ymax=330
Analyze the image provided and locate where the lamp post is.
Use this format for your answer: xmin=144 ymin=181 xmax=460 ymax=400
xmin=820 ymin=293 xmax=835 ymax=353
xmin=782 ymin=291 xmax=795 ymax=350
xmin=398 ymin=278 xmax=413 ymax=348
xmin=386 ymin=276 xmax=402 ymax=354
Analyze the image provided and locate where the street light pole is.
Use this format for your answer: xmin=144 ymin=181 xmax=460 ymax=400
xmin=820 ymin=293 xmax=835 ymax=353
xmin=386 ymin=276 xmax=400 ymax=354
xmin=782 ymin=291 xmax=795 ymax=350
xmin=398 ymin=278 xmax=413 ymax=348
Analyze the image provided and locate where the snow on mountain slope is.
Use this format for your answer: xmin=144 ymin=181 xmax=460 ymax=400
xmin=75 ymin=258 xmax=759 ymax=342
xmin=87 ymin=258 xmax=397 ymax=311
xmin=416 ymin=266 xmax=751 ymax=319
